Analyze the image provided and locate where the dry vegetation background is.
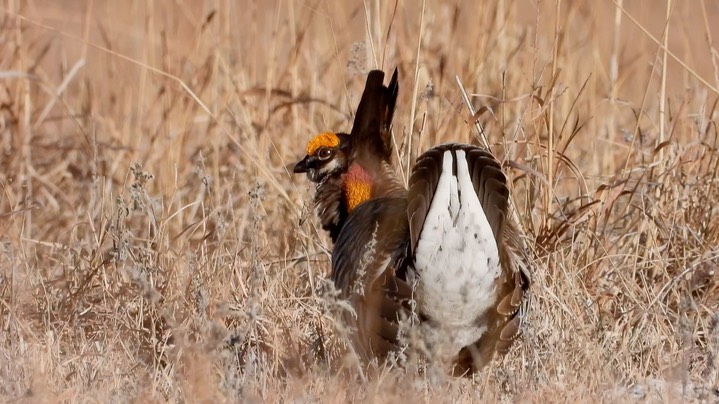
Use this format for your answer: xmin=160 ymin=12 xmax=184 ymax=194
xmin=1 ymin=0 xmax=719 ymax=402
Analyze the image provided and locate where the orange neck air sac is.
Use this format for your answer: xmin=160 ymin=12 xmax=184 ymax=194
xmin=343 ymin=163 xmax=373 ymax=212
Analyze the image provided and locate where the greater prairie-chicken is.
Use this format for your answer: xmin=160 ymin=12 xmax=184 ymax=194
xmin=294 ymin=69 xmax=530 ymax=375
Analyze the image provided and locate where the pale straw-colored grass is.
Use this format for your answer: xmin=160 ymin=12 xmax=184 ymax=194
xmin=1 ymin=1 xmax=718 ymax=402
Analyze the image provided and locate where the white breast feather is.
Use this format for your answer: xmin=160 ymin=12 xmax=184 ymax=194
xmin=413 ymin=150 xmax=502 ymax=354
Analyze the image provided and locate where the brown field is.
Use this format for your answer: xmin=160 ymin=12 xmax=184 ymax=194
xmin=1 ymin=0 xmax=719 ymax=402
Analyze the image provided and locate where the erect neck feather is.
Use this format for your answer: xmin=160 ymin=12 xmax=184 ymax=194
xmin=343 ymin=163 xmax=374 ymax=212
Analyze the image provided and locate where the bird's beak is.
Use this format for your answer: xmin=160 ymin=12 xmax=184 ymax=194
xmin=293 ymin=156 xmax=321 ymax=182
xmin=293 ymin=156 xmax=312 ymax=173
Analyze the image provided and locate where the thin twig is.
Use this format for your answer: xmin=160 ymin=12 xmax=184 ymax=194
xmin=455 ymin=75 xmax=488 ymax=150
xmin=658 ymin=0 xmax=673 ymax=162
xmin=407 ymin=0 xmax=426 ymax=180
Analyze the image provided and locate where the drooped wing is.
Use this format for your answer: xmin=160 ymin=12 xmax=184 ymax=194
xmin=494 ymin=220 xmax=532 ymax=354
xmin=331 ymin=196 xmax=412 ymax=363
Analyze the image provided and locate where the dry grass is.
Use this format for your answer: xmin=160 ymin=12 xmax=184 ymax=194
xmin=1 ymin=0 xmax=719 ymax=402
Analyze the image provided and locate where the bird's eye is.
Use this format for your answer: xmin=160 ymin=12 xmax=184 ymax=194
xmin=317 ymin=147 xmax=333 ymax=160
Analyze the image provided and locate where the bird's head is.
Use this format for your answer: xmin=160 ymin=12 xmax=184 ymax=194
xmin=293 ymin=132 xmax=351 ymax=183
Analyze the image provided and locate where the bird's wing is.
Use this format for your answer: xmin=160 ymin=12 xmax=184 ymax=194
xmin=331 ymin=196 xmax=412 ymax=362
xmin=494 ymin=219 xmax=532 ymax=354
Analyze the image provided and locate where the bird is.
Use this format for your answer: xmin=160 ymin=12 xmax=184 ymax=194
xmin=294 ymin=69 xmax=530 ymax=376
